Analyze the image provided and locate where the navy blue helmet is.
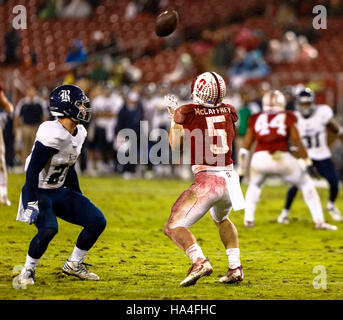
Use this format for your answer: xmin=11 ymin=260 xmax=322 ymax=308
xmin=49 ymin=84 xmax=91 ymax=123
xmin=295 ymin=88 xmax=315 ymax=118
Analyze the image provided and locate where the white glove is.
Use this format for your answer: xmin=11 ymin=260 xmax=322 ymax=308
xmin=24 ymin=201 xmax=40 ymax=225
xmin=298 ymin=157 xmax=313 ymax=172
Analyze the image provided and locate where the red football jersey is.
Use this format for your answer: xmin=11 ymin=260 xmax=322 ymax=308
xmin=174 ymin=103 xmax=238 ymax=166
xmin=248 ymin=111 xmax=297 ymax=153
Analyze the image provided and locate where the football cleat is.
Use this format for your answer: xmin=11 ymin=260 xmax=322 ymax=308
xmin=219 ymin=265 xmax=243 ymax=284
xmin=18 ymin=267 xmax=35 ymax=285
xmin=244 ymin=221 xmax=255 ymax=228
xmin=326 ymin=204 xmax=343 ymax=222
xmin=0 ymin=198 xmax=11 ymax=206
xmin=62 ymin=260 xmax=100 ymax=280
xmin=314 ymin=222 xmax=338 ymax=231
xmin=277 ymin=214 xmax=290 ymax=225
xmin=180 ymin=258 xmax=213 ymax=287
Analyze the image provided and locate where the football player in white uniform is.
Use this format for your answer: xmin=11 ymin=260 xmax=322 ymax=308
xmin=16 ymin=85 xmax=106 ymax=285
xmin=278 ymin=88 xmax=343 ymax=224
xmin=0 ymin=84 xmax=13 ymax=206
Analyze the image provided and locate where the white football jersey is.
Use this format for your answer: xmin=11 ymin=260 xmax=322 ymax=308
xmin=295 ymin=104 xmax=333 ymax=160
xmin=24 ymin=119 xmax=87 ymax=189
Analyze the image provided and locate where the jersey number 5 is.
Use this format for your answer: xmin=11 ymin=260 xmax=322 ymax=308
xmin=255 ymin=113 xmax=287 ymax=136
xmin=206 ymin=116 xmax=229 ymax=155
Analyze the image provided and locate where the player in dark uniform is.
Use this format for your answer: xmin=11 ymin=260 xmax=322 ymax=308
xmin=17 ymin=85 xmax=106 ymax=285
xmin=164 ymin=72 xmax=245 ymax=287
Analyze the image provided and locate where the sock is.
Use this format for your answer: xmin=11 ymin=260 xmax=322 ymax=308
xmin=280 ymin=209 xmax=289 ymax=217
xmin=326 ymin=201 xmax=334 ymax=210
xmin=226 ymin=248 xmax=241 ymax=269
xmin=69 ymin=246 xmax=88 ymax=263
xmin=185 ymin=243 xmax=206 ymax=264
xmin=24 ymin=254 xmax=39 ymax=270
xmin=244 ymin=184 xmax=261 ymax=222
xmin=0 ymin=183 xmax=8 ymax=200
xmin=300 ymin=179 xmax=324 ymax=224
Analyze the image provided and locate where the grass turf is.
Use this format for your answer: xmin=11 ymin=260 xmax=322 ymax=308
xmin=1 ymin=174 xmax=343 ymax=300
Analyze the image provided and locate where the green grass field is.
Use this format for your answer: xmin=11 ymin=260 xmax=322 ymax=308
xmin=1 ymin=174 xmax=343 ymax=300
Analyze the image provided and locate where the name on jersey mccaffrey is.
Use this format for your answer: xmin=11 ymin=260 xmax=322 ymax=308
xmin=194 ymin=106 xmax=231 ymax=116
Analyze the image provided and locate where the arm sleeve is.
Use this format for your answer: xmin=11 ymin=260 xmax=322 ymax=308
xmin=64 ymin=164 xmax=82 ymax=194
xmin=22 ymin=141 xmax=59 ymax=206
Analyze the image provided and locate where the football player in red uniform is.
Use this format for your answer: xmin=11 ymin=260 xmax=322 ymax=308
xmin=0 ymin=83 xmax=14 ymax=206
xmin=238 ymin=90 xmax=336 ymax=230
xmin=164 ymin=72 xmax=245 ymax=287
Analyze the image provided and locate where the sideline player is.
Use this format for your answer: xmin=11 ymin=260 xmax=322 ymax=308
xmin=16 ymin=85 xmax=106 ymax=285
xmin=239 ymin=90 xmax=336 ymax=230
xmin=278 ymin=88 xmax=343 ymax=224
xmin=164 ymin=72 xmax=245 ymax=287
xmin=0 ymin=83 xmax=13 ymax=206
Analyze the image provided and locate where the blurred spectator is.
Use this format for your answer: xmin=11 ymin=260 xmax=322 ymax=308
xmin=66 ymin=40 xmax=88 ymax=64
xmin=90 ymin=57 xmax=110 ymax=82
xmin=38 ymin=0 xmax=58 ymax=18
xmin=328 ymin=0 xmax=343 ymax=17
xmin=13 ymin=87 xmax=48 ymax=167
xmin=125 ymin=0 xmax=139 ymax=20
xmin=275 ymin=1 xmax=296 ymax=28
xmin=3 ymin=27 xmax=21 ymax=64
xmin=59 ymin=0 xmax=92 ymax=18
xmin=163 ymin=53 xmax=194 ymax=83
xmin=115 ymin=90 xmax=144 ymax=177
xmin=297 ymin=35 xmax=318 ymax=62
xmin=279 ymin=31 xmax=299 ymax=63
xmin=228 ymin=49 xmax=270 ymax=87
xmin=88 ymin=83 xmax=123 ymax=175
xmin=233 ymin=27 xmax=258 ymax=52
xmin=211 ymin=29 xmax=235 ymax=70
xmin=120 ymin=58 xmax=142 ymax=85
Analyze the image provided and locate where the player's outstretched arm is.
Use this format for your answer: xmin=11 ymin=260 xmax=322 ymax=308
xmin=238 ymin=127 xmax=254 ymax=178
xmin=289 ymin=123 xmax=308 ymax=159
xmin=0 ymin=89 xmax=14 ymax=113
xmin=327 ymin=118 xmax=343 ymax=141
xmin=169 ymin=121 xmax=184 ymax=152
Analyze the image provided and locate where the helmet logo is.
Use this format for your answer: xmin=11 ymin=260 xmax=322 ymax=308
xmin=59 ymin=90 xmax=71 ymax=102
xmin=197 ymin=79 xmax=206 ymax=91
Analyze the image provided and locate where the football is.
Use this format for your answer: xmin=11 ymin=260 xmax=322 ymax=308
xmin=155 ymin=10 xmax=179 ymax=37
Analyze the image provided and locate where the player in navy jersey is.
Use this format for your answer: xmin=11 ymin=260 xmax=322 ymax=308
xmin=16 ymin=85 xmax=106 ymax=285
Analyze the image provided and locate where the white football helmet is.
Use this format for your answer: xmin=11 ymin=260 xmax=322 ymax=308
xmin=191 ymin=72 xmax=226 ymax=108
xmin=262 ymin=90 xmax=286 ymax=112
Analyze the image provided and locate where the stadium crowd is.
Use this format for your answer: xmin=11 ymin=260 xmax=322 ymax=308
xmin=1 ymin=0 xmax=343 ymax=181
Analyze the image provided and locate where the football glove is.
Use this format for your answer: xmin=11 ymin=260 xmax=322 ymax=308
xmin=24 ymin=201 xmax=40 ymax=225
xmin=297 ymin=157 xmax=313 ymax=172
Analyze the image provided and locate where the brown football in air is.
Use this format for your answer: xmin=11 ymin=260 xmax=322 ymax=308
xmin=155 ymin=10 xmax=179 ymax=37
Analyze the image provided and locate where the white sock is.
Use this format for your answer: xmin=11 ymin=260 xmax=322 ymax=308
xmin=185 ymin=243 xmax=206 ymax=264
xmin=0 ymin=183 xmax=8 ymax=200
xmin=69 ymin=246 xmax=88 ymax=263
xmin=326 ymin=201 xmax=334 ymax=210
xmin=244 ymin=184 xmax=261 ymax=222
xmin=226 ymin=248 xmax=241 ymax=269
xmin=300 ymin=180 xmax=324 ymax=224
xmin=24 ymin=254 xmax=39 ymax=270
xmin=281 ymin=209 xmax=289 ymax=217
